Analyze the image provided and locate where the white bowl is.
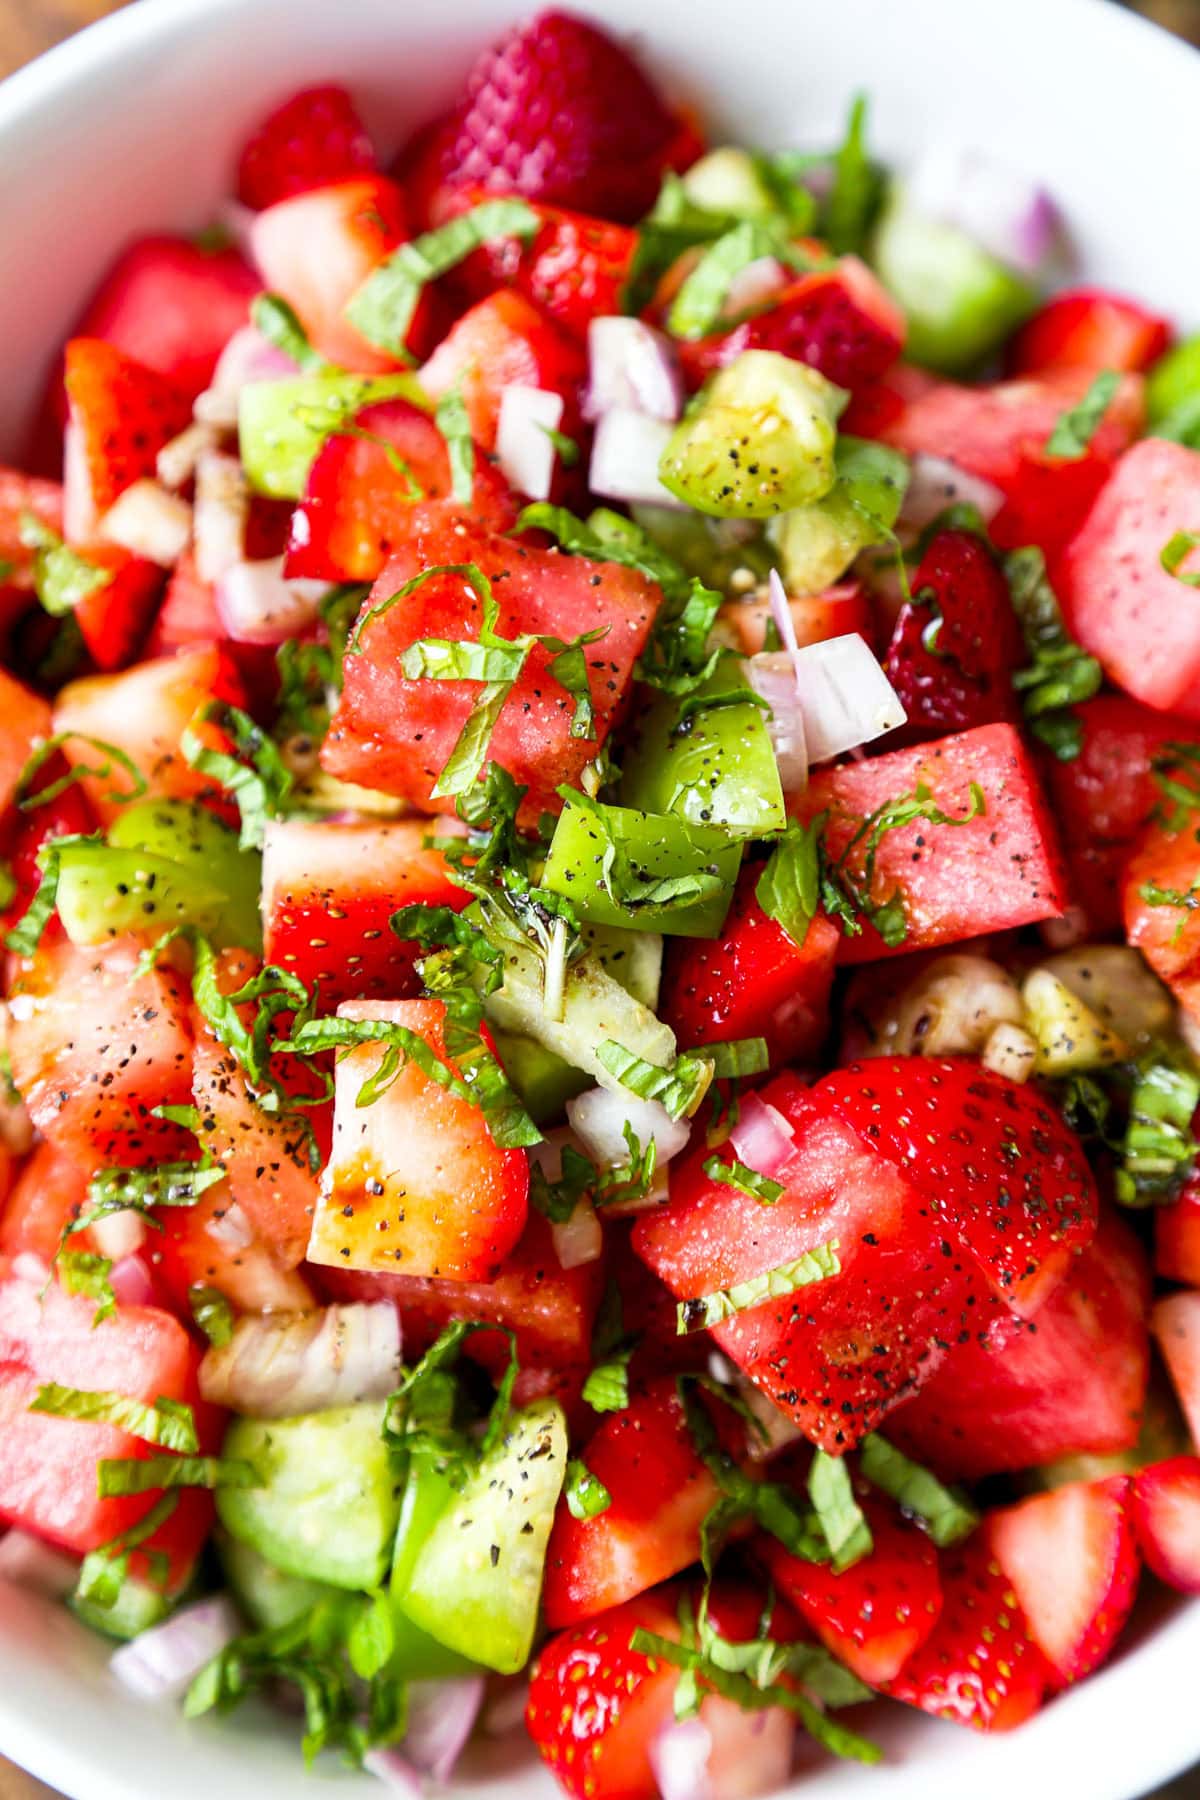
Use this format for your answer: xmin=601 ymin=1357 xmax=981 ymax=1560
xmin=0 ymin=0 xmax=1198 ymax=1795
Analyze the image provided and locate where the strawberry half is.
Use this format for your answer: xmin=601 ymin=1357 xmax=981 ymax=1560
xmin=236 ymin=84 xmax=376 ymax=210
xmin=1131 ymin=1456 xmax=1200 ymax=1594
xmin=63 ymin=339 xmax=192 ymax=518
xmin=987 ymin=1476 xmax=1140 ymax=1687
xmin=425 ymin=10 xmax=681 ymax=223
xmin=884 ymin=528 xmax=1025 ymax=736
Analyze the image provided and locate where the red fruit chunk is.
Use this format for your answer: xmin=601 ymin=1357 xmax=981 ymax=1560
xmin=63 ymin=340 xmax=192 ymax=517
xmin=0 ymin=1144 xmax=94 ymax=1270
xmin=0 ymin=667 xmax=52 ymax=818
xmin=634 ymin=1074 xmax=992 ymax=1453
xmin=542 ymin=1379 xmax=723 ymax=1628
xmin=284 ymin=396 xmax=516 ymax=582
xmin=261 ymin=817 xmax=469 ymax=1010
xmin=721 ymin=581 xmax=873 ymax=657
xmin=795 ymin=722 xmax=1070 ymax=962
xmin=249 ymin=175 xmax=409 ymax=373
xmin=320 ymin=1211 xmax=603 ymax=1372
xmin=436 ymin=10 xmax=679 ymax=224
xmin=71 ymin=544 xmax=164 ymax=672
xmin=757 ymin=1479 xmax=942 ymax=1685
xmin=237 ymin=85 xmax=376 ymax=210
xmin=816 ymin=1056 xmax=1097 ymax=1316
xmin=886 ymin=1537 xmax=1048 ymax=1732
xmin=1152 ymin=1289 xmax=1200 ymax=1448
xmin=660 ymin=864 xmax=839 ymax=1066
xmin=884 ymin=528 xmax=1024 ymax=736
xmin=419 ymin=289 xmax=585 ymax=451
xmin=1130 ymin=1456 xmax=1200 ymax=1594
xmin=0 ymin=1276 xmax=210 ymax=1559
xmin=0 ymin=466 xmax=63 ymax=581
xmin=987 ymin=1476 xmax=1140 ymax=1687
xmin=0 ymin=779 xmax=94 ymax=949
xmin=8 ymin=938 xmax=194 ymax=1168
xmin=1156 ymin=1177 xmax=1200 ymax=1286
xmin=1124 ymin=821 xmax=1200 ymax=1023
xmin=70 ymin=236 xmax=258 ymax=401
xmin=151 ymin=1178 xmax=315 ymax=1318
xmin=887 ymin=1207 xmax=1151 ymax=1480
xmin=1060 ymin=438 xmax=1200 ymax=719
xmin=526 ymin=1588 xmax=684 ymax=1800
xmin=322 ymin=521 xmax=660 ymax=824
xmin=679 ymin=259 xmax=905 ymax=393
xmin=1008 ymin=288 xmax=1171 ymax=377
xmin=988 ymin=445 xmax=1117 ymax=561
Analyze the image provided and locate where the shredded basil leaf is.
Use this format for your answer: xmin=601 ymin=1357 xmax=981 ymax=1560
xmin=677 ymin=1242 xmax=840 ymax=1333
xmin=564 ymin=1457 xmax=612 ymax=1520
xmin=16 ymin=733 xmax=147 ymax=812
xmin=858 ymin=1432 xmax=978 ymax=1546
xmin=189 ymin=1285 xmax=235 ymax=1348
xmin=529 ymin=1143 xmax=595 ymax=1224
xmin=251 ymin=293 xmax=326 ymax=372
xmin=3 ymin=831 xmax=102 ymax=956
xmin=181 ymin=701 xmax=294 ymax=851
xmin=582 ymin=1346 xmax=633 ymax=1414
xmin=1115 ymin=1054 xmax=1200 ymax=1207
xmin=702 ymin=1153 xmax=784 ymax=1205
xmin=434 ymin=385 xmax=475 ymax=504
xmin=808 ymin=1448 xmax=873 ymax=1572
xmin=57 ymin=1252 xmax=116 ymax=1327
xmin=96 ymin=1454 xmax=259 ymax=1497
xmin=705 ymin=1038 xmax=770 ymax=1080
xmin=1044 ymin=370 xmax=1120 ymax=460
xmin=29 ymin=1385 xmax=199 ymax=1452
xmin=1006 ymin=546 xmax=1102 ymax=760
xmin=822 ymin=93 xmax=884 ymax=256
xmin=75 ymin=1492 xmax=179 ymax=1612
xmin=18 ymin=510 xmax=114 ymax=618
xmin=275 ymin=582 xmax=369 ymax=743
xmin=756 ymin=819 xmax=822 ymax=948
xmin=539 ymin=424 xmax=580 ymax=467
xmin=667 ymin=220 xmax=785 ymax=340
xmin=596 ymin=1040 xmax=714 ymax=1120
xmin=1161 ymin=529 xmax=1200 ymax=589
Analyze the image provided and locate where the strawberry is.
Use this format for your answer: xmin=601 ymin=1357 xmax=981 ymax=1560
xmin=678 ymin=258 xmax=905 ymax=393
xmin=236 ymin=85 xmax=376 ymax=210
xmin=1157 ymin=1174 xmax=1200 ymax=1286
xmin=884 ymin=528 xmax=1024 ymax=737
xmin=1008 ymin=288 xmax=1171 ymax=378
xmin=426 ymin=10 xmax=680 ymax=224
xmin=987 ymin=1477 xmax=1140 ymax=1687
xmin=886 ymin=1537 xmax=1049 ymax=1731
xmin=63 ymin=339 xmax=192 ymax=517
xmin=1130 ymin=1456 xmax=1200 ymax=1594
xmin=1152 ymin=1290 xmax=1200 ymax=1447
xmin=71 ymin=545 xmax=164 ymax=672
xmin=1124 ymin=819 xmax=1200 ymax=1023
xmin=756 ymin=1473 xmax=944 ymax=1685
xmin=816 ymin=1056 xmax=1098 ymax=1317
xmin=419 ymin=288 xmax=586 ymax=451
xmin=0 ymin=466 xmax=64 ymax=582
xmin=0 ymin=668 xmax=52 ymax=821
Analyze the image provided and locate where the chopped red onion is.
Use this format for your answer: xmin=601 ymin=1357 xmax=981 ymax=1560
xmin=62 ymin=420 xmax=97 ymax=545
xmin=745 ymin=652 xmax=809 ymax=794
xmin=0 ymin=1528 xmax=79 ymax=1599
xmin=899 ymin=454 xmax=1004 ymax=532
xmin=551 ymin=1197 xmax=604 ymax=1269
xmin=110 ymin=1596 xmax=241 ymax=1701
xmin=403 ymin=1675 xmax=486 ymax=1783
xmin=728 ymin=1091 xmax=796 ymax=1178
xmin=193 ymin=451 xmax=249 ymax=583
xmin=720 ymin=255 xmax=789 ymax=321
xmin=768 ymin=568 xmax=803 ymax=685
xmin=585 ymin=317 xmax=683 ymax=423
xmin=651 ymin=1716 xmax=714 ymax=1800
xmin=495 ymin=385 xmax=564 ymax=502
xmin=215 ymin=556 xmax=327 ymax=645
xmin=589 ymin=407 xmax=683 ymax=509
xmin=790 ymin=632 xmax=906 ymax=761
xmin=195 ymin=323 xmax=298 ymax=428
xmin=481 ymin=1677 xmax=531 ymax=1737
xmin=363 ymin=1749 xmax=424 ymax=1796
xmin=199 ymin=1301 xmax=402 ymax=1418
xmin=905 ymin=147 xmax=1061 ymax=277
xmin=97 ymin=479 xmax=192 ymax=566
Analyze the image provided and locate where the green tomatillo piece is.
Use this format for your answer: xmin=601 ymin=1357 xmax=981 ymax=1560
xmin=542 ymin=794 xmax=743 ymax=936
xmin=238 ymin=370 xmax=426 ymax=499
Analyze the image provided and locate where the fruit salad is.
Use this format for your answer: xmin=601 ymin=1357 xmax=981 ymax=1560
xmin=1 ymin=9 xmax=1199 ymax=1798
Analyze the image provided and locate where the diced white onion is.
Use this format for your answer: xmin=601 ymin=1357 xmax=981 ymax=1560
xmin=899 ymin=454 xmax=1004 ymax=533
xmin=551 ymin=1198 xmax=604 ymax=1269
xmin=215 ymin=556 xmax=327 ymax=646
xmin=107 ymin=1254 xmax=158 ymax=1310
xmin=495 ymin=385 xmax=564 ymax=502
xmin=194 ymin=324 xmax=298 ymax=428
xmin=728 ymin=1091 xmax=796 ymax=1178
xmin=208 ymin=1199 xmax=255 ymax=1248
xmin=0 ymin=1004 xmax=33 ymax=1155
xmin=110 ymin=1596 xmax=240 ymax=1700
xmin=363 ymin=1749 xmax=424 ymax=1796
xmin=157 ymin=421 xmax=223 ymax=491
xmin=745 ymin=653 xmax=809 ymax=793
xmin=651 ymin=1716 xmax=715 ymax=1800
xmin=0 ymin=1528 xmax=79 ymax=1598
xmin=193 ymin=451 xmax=249 ymax=583
xmin=62 ymin=421 xmax=97 ymax=545
xmin=567 ymin=1086 xmax=689 ymax=1172
xmin=584 ymin=317 xmax=683 ymax=423
xmin=906 ymin=147 xmax=1061 ymax=277
xmin=198 ymin=1301 xmax=402 ymax=1418
xmin=720 ymin=255 xmax=789 ymax=321
xmin=96 ymin=480 xmax=192 ymax=566
xmin=982 ymin=1020 xmax=1037 ymax=1085
xmin=402 ymin=1675 xmax=486 ymax=1783
xmin=589 ymin=407 xmax=684 ymax=509
xmin=784 ymin=631 xmax=906 ymax=764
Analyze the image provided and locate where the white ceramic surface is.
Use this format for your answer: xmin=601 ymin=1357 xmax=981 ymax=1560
xmin=0 ymin=0 xmax=1199 ymax=1794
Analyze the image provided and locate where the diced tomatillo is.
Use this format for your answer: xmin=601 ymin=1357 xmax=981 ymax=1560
xmin=238 ymin=369 xmax=426 ymax=499
xmin=542 ymin=794 xmax=742 ymax=936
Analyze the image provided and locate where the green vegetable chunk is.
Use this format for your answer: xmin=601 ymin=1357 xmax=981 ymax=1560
xmin=658 ymin=351 xmax=845 ymax=518
xmin=72 ymin=1572 xmax=177 ymax=1641
xmin=107 ymin=798 xmax=261 ymax=949
xmin=218 ymin=1534 xmax=335 ymax=1632
xmin=1146 ymin=335 xmax=1200 ymax=447
xmin=543 ymin=794 xmax=742 ymax=937
xmin=401 ymin=1398 xmax=567 ymax=1674
xmin=238 ymin=370 xmax=426 ymax=499
xmin=216 ymin=1403 xmax=401 ymax=1591
xmin=768 ymin=436 xmax=908 ymax=594
xmin=388 ymin=1456 xmax=485 ymax=1678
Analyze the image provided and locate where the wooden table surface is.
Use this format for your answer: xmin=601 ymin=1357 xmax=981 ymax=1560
xmin=0 ymin=0 xmax=1198 ymax=1796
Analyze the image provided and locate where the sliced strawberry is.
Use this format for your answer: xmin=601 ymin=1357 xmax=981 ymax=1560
xmin=542 ymin=1378 xmax=724 ymax=1628
xmin=888 ymin=1206 xmax=1151 ymax=1480
xmin=987 ymin=1476 xmax=1140 ymax=1687
xmin=886 ymin=1537 xmax=1049 ymax=1731
xmin=757 ymin=1473 xmax=943 ymax=1685
xmin=418 ymin=289 xmax=585 ymax=451
xmin=0 ymin=1143 xmax=95 ymax=1269
xmin=150 ymin=1176 xmax=316 ymax=1317
xmin=63 ymin=340 xmax=192 ymax=518
xmin=431 ymin=10 xmax=680 ymax=224
xmin=1157 ymin=1175 xmax=1200 ymax=1286
xmin=660 ymin=863 xmax=840 ymax=1067
xmin=283 ymin=396 xmax=517 ymax=582
xmin=988 ymin=443 xmax=1117 ymax=561
xmin=237 ymin=85 xmax=376 ymax=210
xmin=884 ymin=527 xmax=1024 ymax=737
xmin=260 ymin=816 xmax=470 ymax=1009
xmin=1124 ymin=820 xmax=1200 ymax=1023
xmin=0 ymin=667 xmax=52 ymax=818
xmin=0 ymin=778 xmax=95 ymax=947
xmin=1008 ymin=288 xmax=1171 ymax=377
xmin=815 ymin=1056 xmax=1098 ymax=1316
xmin=0 ymin=466 xmax=64 ymax=582
xmin=1152 ymin=1290 xmax=1200 ymax=1447
xmin=678 ymin=258 xmax=905 ymax=392
xmin=1130 ymin=1456 xmax=1200 ymax=1594
xmin=72 ymin=544 xmax=164 ymax=672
